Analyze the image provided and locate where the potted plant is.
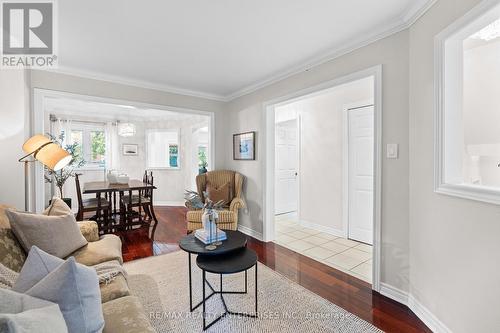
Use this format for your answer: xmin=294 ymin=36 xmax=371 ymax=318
xmin=44 ymin=133 xmax=85 ymax=208
xmin=198 ymin=150 xmax=208 ymax=174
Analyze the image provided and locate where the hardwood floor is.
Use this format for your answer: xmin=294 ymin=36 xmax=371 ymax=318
xmin=120 ymin=206 xmax=430 ymax=333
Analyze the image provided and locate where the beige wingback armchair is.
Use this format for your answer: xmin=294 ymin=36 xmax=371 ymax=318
xmin=186 ymin=170 xmax=245 ymax=232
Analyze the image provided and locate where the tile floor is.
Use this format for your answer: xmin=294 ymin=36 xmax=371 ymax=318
xmin=274 ymin=213 xmax=372 ymax=283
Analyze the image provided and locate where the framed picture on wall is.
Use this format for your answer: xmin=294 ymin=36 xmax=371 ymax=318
xmin=233 ymin=131 xmax=255 ymax=160
xmin=122 ymin=144 xmax=138 ymax=156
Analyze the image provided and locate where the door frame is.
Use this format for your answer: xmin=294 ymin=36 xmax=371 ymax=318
xmin=31 ymin=88 xmax=216 ymax=213
xmin=262 ymin=65 xmax=382 ymax=291
xmin=342 ymin=101 xmax=375 ymax=241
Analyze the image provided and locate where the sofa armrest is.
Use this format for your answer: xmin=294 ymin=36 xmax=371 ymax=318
xmin=229 ymin=197 xmax=245 ymax=212
xmin=70 ymin=234 xmax=123 ymax=266
xmin=77 ymin=220 xmax=100 ymax=242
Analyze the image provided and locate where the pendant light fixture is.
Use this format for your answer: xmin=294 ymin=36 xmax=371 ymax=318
xmin=118 ymin=122 xmax=136 ymax=137
xmin=118 ymin=106 xmax=136 ymax=137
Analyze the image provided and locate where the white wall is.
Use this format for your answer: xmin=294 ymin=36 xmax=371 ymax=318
xmin=275 ymin=77 xmax=373 ymax=233
xmin=225 ymin=30 xmax=410 ymax=291
xmin=0 ymin=70 xmax=30 ymax=209
xmin=409 ymin=0 xmax=500 ymax=332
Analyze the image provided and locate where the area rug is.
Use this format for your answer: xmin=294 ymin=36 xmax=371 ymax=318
xmin=124 ymin=251 xmax=382 ymax=333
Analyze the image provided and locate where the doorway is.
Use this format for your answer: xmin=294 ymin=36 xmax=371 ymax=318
xmin=275 ymin=118 xmax=299 ymax=215
xmin=346 ymin=104 xmax=374 ymax=245
xmin=264 ymin=66 xmax=382 ymax=289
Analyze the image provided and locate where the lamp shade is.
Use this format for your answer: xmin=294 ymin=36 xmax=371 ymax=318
xmin=22 ymin=134 xmax=52 ymax=154
xmin=22 ymin=134 xmax=72 ymax=171
xmin=36 ymin=143 xmax=72 ymax=170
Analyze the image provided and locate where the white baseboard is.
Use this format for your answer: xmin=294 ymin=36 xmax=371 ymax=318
xmin=238 ymin=225 xmax=263 ymax=241
xmin=408 ymin=294 xmax=452 ymax=333
xmin=380 ymin=283 xmax=409 ymax=306
xmin=379 ymin=283 xmax=451 ymax=333
xmin=154 ymin=200 xmax=185 ymax=206
xmin=298 ymin=219 xmax=345 ymax=238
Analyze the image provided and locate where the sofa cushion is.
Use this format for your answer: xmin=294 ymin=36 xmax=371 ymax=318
xmin=6 ymin=209 xmax=88 ymax=258
xmin=0 ymin=288 xmax=67 ymax=333
xmin=0 ymin=204 xmax=13 ymax=229
xmin=77 ymin=221 xmax=100 ymax=242
xmin=0 ymin=263 xmax=19 ymax=289
xmin=102 ymin=296 xmax=154 ymax=333
xmin=70 ymin=234 xmax=123 ymax=266
xmin=100 ymin=274 xmax=130 ymax=303
xmin=0 ymin=228 xmax=26 ymax=272
xmin=43 ymin=197 xmax=72 ymax=216
xmin=13 ymin=246 xmax=104 ymax=333
xmin=13 ymin=246 xmax=63 ymax=292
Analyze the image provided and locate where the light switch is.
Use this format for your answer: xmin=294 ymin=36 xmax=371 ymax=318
xmin=387 ymin=144 xmax=399 ymax=159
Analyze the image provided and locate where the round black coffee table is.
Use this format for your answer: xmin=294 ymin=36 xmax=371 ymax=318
xmin=178 ymin=230 xmax=248 ymax=314
xmin=179 ymin=230 xmax=247 ymax=255
xmin=197 ymin=248 xmax=258 ymax=330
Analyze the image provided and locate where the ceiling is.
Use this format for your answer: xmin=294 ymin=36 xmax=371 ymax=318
xmin=55 ymin=0 xmax=435 ymax=101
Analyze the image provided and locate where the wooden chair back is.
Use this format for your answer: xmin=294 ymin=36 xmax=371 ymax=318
xmin=75 ymin=173 xmax=84 ymax=210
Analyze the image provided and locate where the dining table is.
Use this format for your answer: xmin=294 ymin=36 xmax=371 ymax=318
xmin=82 ymin=179 xmax=158 ymax=238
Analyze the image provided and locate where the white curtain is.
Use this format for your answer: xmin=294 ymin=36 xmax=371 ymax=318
xmin=105 ymin=122 xmax=120 ymax=171
xmin=63 ymin=120 xmax=72 ymax=146
xmin=51 ymin=119 xmax=63 ymax=141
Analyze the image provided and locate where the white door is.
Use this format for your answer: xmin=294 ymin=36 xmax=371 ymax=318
xmin=275 ymin=119 xmax=298 ymax=215
xmin=348 ymin=106 xmax=374 ymax=244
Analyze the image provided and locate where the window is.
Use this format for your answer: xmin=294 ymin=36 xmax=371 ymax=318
xmin=65 ymin=123 xmax=106 ymax=168
xmin=198 ymin=145 xmax=208 ymax=167
xmin=70 ymin=130 xmax=83 ymax=161
xmin=146 ymin=129 xmax=180 ymax=168
xmin=89 ymin=131 xmax=105 ymax=163
xmin=435 ymin=2 xmax=500 ymax=204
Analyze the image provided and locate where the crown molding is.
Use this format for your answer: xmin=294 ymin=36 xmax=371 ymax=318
xmin=225 ymin=0 xmax=437 ymax=101
xmin=44 ymin=0 xmax=436 ymax=103
xmin=41 ymin=66 xmax=228 ymax=102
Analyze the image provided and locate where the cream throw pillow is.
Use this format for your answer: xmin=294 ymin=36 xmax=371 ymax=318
xmin=43 ymin=197 xmax=72 ymax=216
xmin=5 ymin=209 xmax=87 ymax=258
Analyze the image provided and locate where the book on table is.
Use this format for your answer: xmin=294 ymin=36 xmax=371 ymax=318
xmin=195 ymin=228 xmax=227 ymax=244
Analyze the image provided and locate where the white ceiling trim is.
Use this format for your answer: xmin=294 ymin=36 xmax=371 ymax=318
xmin=45 ymin=0 xmax=436 ymax=103
xmin=43 ymin=65 xmax=228 ymax=102
xmin=225 ymin=0 xmax=438 ymax=101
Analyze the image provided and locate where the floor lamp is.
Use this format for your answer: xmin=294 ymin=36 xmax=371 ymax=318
xmin=19 ymin=134 xmax=72 ymax=212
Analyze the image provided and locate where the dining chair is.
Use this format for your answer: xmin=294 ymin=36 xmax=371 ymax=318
xmin=75 ymin=173 xmax=110 ymax=232
xmin=120 ymin=171 xmax=157 ymax=232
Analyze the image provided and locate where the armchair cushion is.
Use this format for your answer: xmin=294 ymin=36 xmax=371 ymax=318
xmin=69 ymin=234 xmax=123 ymax=266
xmin=186 ymin=210 xmax=237 ymax=231
xmin=206 ymin=181 xmax=231 ymax=205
